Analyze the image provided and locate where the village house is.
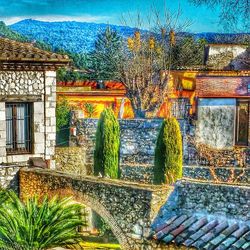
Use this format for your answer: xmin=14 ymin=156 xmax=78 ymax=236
xmin=0 ymin=37 xmax=69 ymax=172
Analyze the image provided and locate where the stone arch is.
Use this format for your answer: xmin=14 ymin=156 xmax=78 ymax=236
xmin=72 ymin=191 xmax=130 ymax=250
xmin=45 ymin=187 xmax=130 ymax=250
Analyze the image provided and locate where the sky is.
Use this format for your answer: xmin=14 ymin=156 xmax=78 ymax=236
xmin=0 ymin=0 xmax=223 ymax=33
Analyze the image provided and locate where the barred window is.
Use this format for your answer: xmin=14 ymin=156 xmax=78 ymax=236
xmin=171 ymin=98 xmax=190 ymax=119
xmin=6 ymin=103 xmax=32 ymax=154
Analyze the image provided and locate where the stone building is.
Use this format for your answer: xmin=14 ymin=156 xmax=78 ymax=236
xmin=0 ymin=38 xmax=69 ymax=171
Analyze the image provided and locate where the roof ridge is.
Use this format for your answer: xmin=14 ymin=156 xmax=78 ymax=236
xmin=0 ymin=37 xmax=70 ymax=64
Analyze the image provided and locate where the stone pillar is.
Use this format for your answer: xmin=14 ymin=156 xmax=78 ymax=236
xmin=0 ymin=102 xmax=6 ymax=163
xmin=44 ymin=71 xmax=57 ymax=169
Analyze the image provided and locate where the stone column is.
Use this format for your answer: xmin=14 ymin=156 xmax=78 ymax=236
xmin=0 ymin=102 xmax=6 ymax=163
xmin=44 ymin=71 xmax=57 ymax=169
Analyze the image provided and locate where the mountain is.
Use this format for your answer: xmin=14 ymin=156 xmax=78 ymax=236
xmin=10 ymin=19 xmax=142 ymax=53
xmin=0 ymin=21 xmax=28 ymax=42
xmin=9 ymin=19 xmax=250 ymax=54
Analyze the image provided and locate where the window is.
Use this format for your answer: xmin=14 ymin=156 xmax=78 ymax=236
xmin=171 ymin=98 xmax=190 ymax=119
xmin=6 ymin=103 xmax=32 ymax=154
xmin=235 ymin=100 xmax=249 ymax=146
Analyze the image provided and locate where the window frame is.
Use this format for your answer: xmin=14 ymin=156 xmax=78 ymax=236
xmin=235 ymin=99 xmax=249 ymax=147
xmin=5 ymin=102 xmax=33 ymax=155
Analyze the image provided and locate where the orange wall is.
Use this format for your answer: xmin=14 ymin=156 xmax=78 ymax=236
xmin=57 ymin=71 xmax=199 ymax=118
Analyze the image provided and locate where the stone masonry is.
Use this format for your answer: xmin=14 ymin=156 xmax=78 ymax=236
xmin=70 ymin=119 xmax=163 ymax=183
xmin=0 ymin=71 xmax=57 ymax=168
xmin=19 ymin=167 xmax=173 ymax=250
xmin=154 ymin=180 xmax=250 ymax=225
xmin=54 ymin=146 xmax=87 ymax=175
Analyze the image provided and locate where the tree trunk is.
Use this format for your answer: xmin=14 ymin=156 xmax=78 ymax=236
xmin=134 ymin=109 xmax=146 ymax=118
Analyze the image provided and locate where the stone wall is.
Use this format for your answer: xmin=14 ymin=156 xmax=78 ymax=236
xmin=0 ymin=71 xmax=44 ymax=95
xmin=0 ymin=70 xmax=56 ymax=168
xmin=156 ymin=180 xmax=250 ymax=223
xmin=119 ymin=119 xmax=163 ymax=183
xmin=183 ymin=165 xmax=249 ymax=184
xmin=71 ymin=119 xmax=162 ymax=183
xmin=54 ymin=147 xmax=88 ymax=175
xmin=205 ymin=44 xmax=248 ymax=70
xmin=19 ymin=167 xmax=173 ymax=250
xmin=71 ymin=118 xmax=188 ymax=183
xmin=0 ymin=165 xmax=20 ymax=192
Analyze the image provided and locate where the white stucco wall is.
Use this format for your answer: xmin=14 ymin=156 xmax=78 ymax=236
xmin=0 ymin=70 xmax=56 ymax=168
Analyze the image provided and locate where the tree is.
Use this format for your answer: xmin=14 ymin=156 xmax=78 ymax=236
xmin=153 ymin=118 xmax=183 ymax=184
xmin=94 ymin=108 xmax=120 ymax=178
xmin=56 ymin=98 xmax=71 ymax=132
xmin=189 ymin=0 xmax=250 ymax=31
xmin=119 ymin=7 xmax=193 ymax=118
xmin=90 ymin=27 xmax=123 ymax=80
xmin=0 ymin=190 xmax=85 ymax=250
xmin=171 ymin=37 xmax=206 ymax=68
xmin=120 ymin=30 xmax=171 ymax=118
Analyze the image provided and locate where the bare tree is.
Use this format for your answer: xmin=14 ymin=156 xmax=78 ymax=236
xmin=119 ymin=6 xmax=192 ymax=118
xmin=189 ymin=0 xmax=250 ymax=31
xmin=120 ymin=31 xmax=170 ymax=118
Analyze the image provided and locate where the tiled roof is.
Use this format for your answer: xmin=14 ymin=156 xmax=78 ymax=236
xmin=152 ymin=214 xmax=250 ymax=249
xmin=57 ymin=81 xmax=125 ymax=90
xmin=0 ymin=37 xmax=69 ymax=63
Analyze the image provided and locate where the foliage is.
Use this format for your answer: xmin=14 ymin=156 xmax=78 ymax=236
xmin=171 ymin=37 xmax=207 ymax=68
xmin=84 ymin=103 xmax=96 ymax=118
xmin=189 ymin=0 xmax=250 ymax=31
xmin=0 ymin=21 xmax=52 ymax=51
xmin=10 ymin=19 xmax=139 ymax=54
xmin=90 ymin=27 xmax=123 ymax=80
xmin=57 ymin=67 xmax=89 ymax=82
xmin=0 ymin=190 xmax=85 ymax=250
xmin=92 ymin=211 xmax=112 ymax=238
xmin=56 ymin=98 xmax=71 ymax=132
xmin=94 ymin=108 xmax=120 ymax=178
xmin=0 ymin=21 xmax=28 ymax=42
xmin=154 ymin=118 xmax=183 ymax=184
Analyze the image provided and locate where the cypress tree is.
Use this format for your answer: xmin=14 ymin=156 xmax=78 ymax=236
xmin=153 ymin=118 xmax=183 ymax=184
xmin=94 ymin=108 xmax=120 ymax=179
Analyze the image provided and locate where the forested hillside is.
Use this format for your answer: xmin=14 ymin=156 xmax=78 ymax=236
xmin=10 ymin=19 xmax=141 ymax=53
xmin=11 ymin=19 xmax=249 ymax=54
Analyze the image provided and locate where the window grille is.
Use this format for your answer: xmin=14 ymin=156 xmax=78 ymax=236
xmin=6 ymin=103 xmax=32 ymax=154
xmin=171 ymin=98 xmax=190 ymax=119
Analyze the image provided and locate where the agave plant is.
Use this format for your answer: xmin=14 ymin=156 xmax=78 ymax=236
xmin=0 ymin=190 xmax=86 ymax=250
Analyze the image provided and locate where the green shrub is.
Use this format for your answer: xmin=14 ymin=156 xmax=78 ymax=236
xmin=94 ymin=108 xmax=120 ymax=179
xmin=56 ymin=98 xmax=71 ymax=132
xmin=84 ymin=103 xmax=96 ymax=118
xmin=0 ymin=190 xmax=86 ymax=250
xmin=153 ymin=118 xmax=183 ymax=184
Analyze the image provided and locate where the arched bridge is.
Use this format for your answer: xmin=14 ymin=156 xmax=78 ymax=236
xmin=19 ymin=168 xmax=173 ymax=250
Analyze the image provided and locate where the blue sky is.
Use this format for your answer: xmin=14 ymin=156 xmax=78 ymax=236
xmin=0 ymin=0 xmax=223 ymax=33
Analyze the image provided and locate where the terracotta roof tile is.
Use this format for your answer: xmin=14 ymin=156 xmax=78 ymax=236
xmin=0 ymin=37 xmax=70 ymax=63
xmin=152 ymin=214 xmax=250 ymax=249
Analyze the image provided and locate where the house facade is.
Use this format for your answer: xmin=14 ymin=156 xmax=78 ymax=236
xmin=195 ymin=71 xmax=250 ymax=150
xmin=0 ymin=38 xmax=69 ymax=168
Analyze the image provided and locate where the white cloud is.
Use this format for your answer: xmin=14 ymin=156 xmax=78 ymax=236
xmin=1 ymin=14 xmax=110 ymax=25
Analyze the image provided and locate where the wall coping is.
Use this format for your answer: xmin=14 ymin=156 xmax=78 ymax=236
xmin=184 ymin=165 xmax=250 ymax=170
xmin=179 ymin=178 xmax=250 ymax=188
xmin=20 ymin=167 xmax=171 ymax=192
